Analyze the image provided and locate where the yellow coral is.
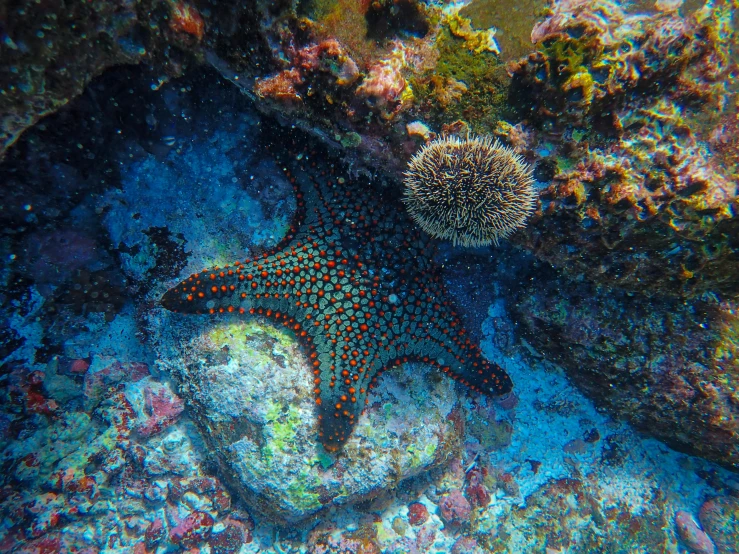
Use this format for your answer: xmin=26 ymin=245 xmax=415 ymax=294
xmin=446 ymin=12 xmax=500 ymax=55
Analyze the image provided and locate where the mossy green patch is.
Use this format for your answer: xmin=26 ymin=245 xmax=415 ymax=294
xmin=287 ymin=471 xmax=322 ymax=510
xmin=265 ymin=400 xmax=303 ymax=453
xmin=409 ymin=26 xmax=513 ymax=135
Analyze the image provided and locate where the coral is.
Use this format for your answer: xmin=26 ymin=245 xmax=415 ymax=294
xmin=168 ymin=1 xmax=205 ymax=41
xmin=507 ymin=0 xmax=739 ymax=297
xmin=699 ymin=496 xmax=739 ymax=553
xmin=355 ymin=50 xmax=411 ymax=120
xmin=524 ymin=97 xmax=739 ymax=297
xmin=464 ymin=466 xmax=491 ymax=508
xmin=403 ymin=135 xmax=536 ymax=247
xmin=438 ymin=489 xmax=472 ymax=524
xmin=162 ymin=132 xmax=511 ymax=451
xmin=674 ymin=510 xmax=716 ymax=554
xmin=135 ymin=386 xmax=185 ymax=438
xmin=407 ymin=502 xmax=429 ymax=526
xmin=510 ymin=271 xmax=739 ymax=471
xmin=255 ymin=39 xmax=360 ymax=109
xmin=169 ymin=511 xmax=214 ymax=549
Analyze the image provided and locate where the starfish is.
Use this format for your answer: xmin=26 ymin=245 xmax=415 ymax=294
xmin=162 ymin=138 xmax=513 ymax=451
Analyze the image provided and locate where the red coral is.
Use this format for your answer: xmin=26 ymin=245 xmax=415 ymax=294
xmin=407 ymin=502 xmax=429 ymax=526
xmin=136 ymin=386 xmax=185 ymax=437
xmin=170 ymin=511 xmax=214 ymax=550
xmin=465 ymin=467 xmax=490 ymax=508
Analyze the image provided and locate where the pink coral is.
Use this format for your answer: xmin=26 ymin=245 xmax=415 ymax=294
xmin=136 ymin=386 xmax=185 ymax=437
xmin=355 ymin=53 xmax=408 ymax=118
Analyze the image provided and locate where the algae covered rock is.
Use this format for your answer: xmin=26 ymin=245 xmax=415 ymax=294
xmin=155 ymin=316 xmax=464 ymax=523
xmin=510 ymin=271 xmax=739 ymax=472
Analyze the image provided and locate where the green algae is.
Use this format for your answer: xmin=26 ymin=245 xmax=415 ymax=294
xmin=410 ymin=26 xmax=512 ymax=135
xmin=287 ymin=471 xmax=322 ymax=510
xmin=265 ymin=400 xmax=303 ymax=453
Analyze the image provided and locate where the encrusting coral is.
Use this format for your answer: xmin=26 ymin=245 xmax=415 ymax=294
xmin=403 ymin=135 xmax=536 ymax=247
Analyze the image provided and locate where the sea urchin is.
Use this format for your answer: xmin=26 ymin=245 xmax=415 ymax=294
xmin=403 ymin=135 xmax=536 ymax=247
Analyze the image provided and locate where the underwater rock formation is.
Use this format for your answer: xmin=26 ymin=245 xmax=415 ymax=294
xmin=155 ymin=317 xmax=466 ymax=523
xmin=510 ymin=271 xmax=739 ymax=472
xmin=0 ymin=0 xmax=208 ymax=159
xmin=508 ymin=0 xmax=739 ymax=297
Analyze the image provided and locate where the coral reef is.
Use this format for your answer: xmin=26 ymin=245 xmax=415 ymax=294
xmin=0 ymin=357 xmax=250 ymax=552
xmin=510 ymin=270 xmax=739 ymax=471
xmin=404 ymin=135 xmax=536 ymax=246
xmin=508 ymin=0 xmax=739 ymax=296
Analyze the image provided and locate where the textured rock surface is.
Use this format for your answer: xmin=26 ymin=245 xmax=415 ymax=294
xmin=0 ymin=0 xmax=202 ymax=159
xmin=699 ymin=496 xmax=739 ymax=554
xmin=508 ymin=0 xmax=739 ymax=298
xmin=510 ymin=271 xmax=739 ymax=471
xmin=154 ymin=316 xmax=465 ymax=523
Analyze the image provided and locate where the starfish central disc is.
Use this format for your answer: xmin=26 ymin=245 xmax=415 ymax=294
xmin=162 ymin=139 xmax=512 ymax=451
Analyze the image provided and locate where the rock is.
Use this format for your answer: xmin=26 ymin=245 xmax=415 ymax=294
xmin=699 ymin=496 xmax=739 ymax=554
xmin=155 ymin=317 xmax=464 ymax=523
xmin=510 ymin=273 xmax=739 ymax=472
xmin=438 ymin=489 xmax=472 ymax=524
xmin=675 ymin=510 xmax=716 ymax=554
